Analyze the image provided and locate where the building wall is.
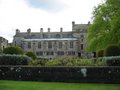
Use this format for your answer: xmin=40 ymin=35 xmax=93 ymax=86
xmin=0 ymin=37 xmax=8 ymax=51
xmin=13 ymin=22 xmax=91 ymax=59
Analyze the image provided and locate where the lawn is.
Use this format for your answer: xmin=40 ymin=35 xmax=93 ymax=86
xmin=0 ymin=80 xmax=120 ymax=90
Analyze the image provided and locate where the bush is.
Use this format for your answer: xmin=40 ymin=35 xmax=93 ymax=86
xmin=97 ymin=49 xmax=104 ymax=57
xmin=102 ymin=56 xmax=120 ymax=66
xmin=0 ymin=49 xmax=2 ymax=54
xmin=25 ymin=51 xmax=37 ymax=60
xmin=104 ymin=44 xmax=120 ymax=56
xmin=45 ymin=57 xmax=95 ymax=66
xmin=29 ymin=59 xmax=48 ymax=66
xmin=0 ymin=54 xmax=31 ymax=65
xmin=3 ymin=46 xmax=24 ymax=55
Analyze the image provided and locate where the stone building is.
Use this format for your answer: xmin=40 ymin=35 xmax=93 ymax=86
xmin=0 ymin=36 xmax=8 ymax=51
xmin=13 ymin=21 xmax=91 ymax=59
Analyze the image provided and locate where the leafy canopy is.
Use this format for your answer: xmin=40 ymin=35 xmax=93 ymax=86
xmin=25 ymin=51 xmax=37 ymax=60
xmin=86 ymin=0 xmax=120 ymax=52
xmin=3 ymin=46 xmax=24 ymax=55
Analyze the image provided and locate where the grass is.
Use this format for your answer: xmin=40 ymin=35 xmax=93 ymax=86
xmin=0 ymin=80 xmax=120 ymax=90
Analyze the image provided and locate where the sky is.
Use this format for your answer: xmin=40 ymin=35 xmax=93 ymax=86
xmin=0 ymin=0 xmax=103 ymax=42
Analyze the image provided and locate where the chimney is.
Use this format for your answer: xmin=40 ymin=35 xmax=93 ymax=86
xmin=40 ymin=28 xmax=43 ymax=33
xmin=88 ymin=21 xmax=90 ymax=25
xmin=60 ymin=27 xmax=63 ymax=32
xmin=16 ymin=29 xmax=20 ymax=34
xmin=72 ymin=21 xmax=75 ymax=26
xmin=48 ymin=28 xmax=50 ymax=32
xmin=27 ymin=28 xmax=31 ymax=33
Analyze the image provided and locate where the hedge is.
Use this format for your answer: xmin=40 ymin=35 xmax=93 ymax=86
xmin=101 ymin=56 xmax=120 ymax=66
xmin=104 ymin=44 xmax=120 ymax=56
xmin=0 ymin=54 xmax=31 ymax=65
xmin=0 ymin=66 xmax=120 ymax=83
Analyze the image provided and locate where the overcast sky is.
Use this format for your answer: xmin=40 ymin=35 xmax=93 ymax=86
xmin=0 ymin=0 xmax=103 ymax=42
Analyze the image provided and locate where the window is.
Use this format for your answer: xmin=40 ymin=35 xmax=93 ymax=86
xmin=81 ymin=44 xmax=83 ymax=50
xmin=36 ymin=51 xmax=43 ymax=56
xmin=59 ymin=42 xmax=62 ymax=48
xmin=48 ymin=42 xmax=52 ymax=48
xmin=68 ymin=51 xmax=75 ymax=55
xmin=57 ymin=51 xmax=64 ymax=56
xmin=46 ymin=51 xmax=54 ymax=55
xmin=56 ymin=34 xmax=60 ymax=38
xmin=70 ymin=41 xmax=74 ymax=48
xmin=80 ymin=35 xmax=84 ymax=38
xmin=38 ymin=42 xmax=41 ymax=49
xmin=28 ymin=42 xmax=31 ymax=49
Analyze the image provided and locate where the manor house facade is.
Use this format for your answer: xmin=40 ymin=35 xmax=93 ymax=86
xmin=13 ymin=21 xmax=91 ymax=59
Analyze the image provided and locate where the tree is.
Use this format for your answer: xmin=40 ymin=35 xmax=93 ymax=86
xmin=3 ymin=46 xmax=24 ymax=55
xmin=25 ymin=51 xmax=37 ymax=60
xmin=86 ymin=0 xmax=120 ymax=52
xmin=104 ymin=44 xmax=120 ymax=56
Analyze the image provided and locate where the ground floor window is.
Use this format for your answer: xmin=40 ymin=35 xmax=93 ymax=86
xmin=57 ymin=51 xmax=64 ymax=56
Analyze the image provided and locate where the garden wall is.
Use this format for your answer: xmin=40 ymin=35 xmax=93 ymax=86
xmin=0 ymin=66 xmax=120 ymax=83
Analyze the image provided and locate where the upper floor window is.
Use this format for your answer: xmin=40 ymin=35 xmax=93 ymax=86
xmin=59 ymin=42 xmax=62 ymax=48
xmin=56 ymin=34 xmax=60 ymax=38
xmin=48 ymin=42 xmax=52 ymax=48
xmin=38 ymin=42 xmax=41 ymax=49
xmin=80 ymin=35 xmax=84 ymax=38
xmin=81 ymin=44 xmax=83 ymax=50
xmin=28 ymin=42 xmax=31 ymax=49
xmin=70 ymin=41 xmax=74 ymax=48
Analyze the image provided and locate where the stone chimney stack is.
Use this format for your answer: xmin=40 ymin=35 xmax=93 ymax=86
xmin=60 ymin=27 xmax=63 ymax=32
xmin=88 ymin=21 xmax=90 ymax=25
xmin=16 ymin=29 xmax=20 ymax=34
xmin=27 ymin=28 xmax=31 ymax=34
xmin=40 ymin=28 xmax=43 ymax=33
xmin=48 ymin=28 xmax=50 ymax=32
xmin=72 ymin=21 xmax=75 ymax=27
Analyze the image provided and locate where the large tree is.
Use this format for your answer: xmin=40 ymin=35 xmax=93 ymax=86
xmin=86 ymin=0 xmax=120 ymax=52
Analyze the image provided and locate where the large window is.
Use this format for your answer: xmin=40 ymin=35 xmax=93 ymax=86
xmin=81 ymin=44 xmax=83 ymax=50
xmin=68 ymin=51 xmax=75 ymax=55
xmin=28 ymin=42 xmax=31 ymax=49
xmin=38 ymin=42 xmax=41 ymax=49
xmin=59 ymin=42 xmax=62 ymax=48
xmin=46 ymin=51 xmax=54 ymax=55
xmin=48 ymin=42 xmax=52 ymax=48
xmin=36 ymin=51 xmax=43 ymax=56
xmin=70 ymin=41 xmax=74 ymax=48
xmin=57 ymin=51 xmax=64 ymax=56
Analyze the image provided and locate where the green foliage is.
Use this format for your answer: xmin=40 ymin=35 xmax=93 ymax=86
xmin=101 ymin=56 xmax=120 ymax=66
xmin=29 ymin=56 xmax=107 ymax=66
xmin=86 ymin=0 xmax=120 ymax=52
xmin=29 ymin=59 xmax=48 ymax=66
xmin=25 ymin=51 xmax=37 ymax=60
xmin=3 ymin=46 xmax=24 ymax=55
xmin=97 ymin=49 xmax=104 ymax=57
xmin=45 ymin=57 xmax=95 ymax=66
xmin=104 ymin=44 xmax=120 ymax=56
xmin=0 ymin=49 xmax=2 ymax=54
xmin=0 ymin=54 xmax=31 ymax=65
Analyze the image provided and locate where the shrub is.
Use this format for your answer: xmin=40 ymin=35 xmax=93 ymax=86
xmin=25 ymin=51 xmax=37 ymax=60
xmin=97 ymin=49 xmax=104 ymax=57
xmin=3 ymin=46 xmax=24 ymax=55
xmin=104 ymin=44 xmax=120 ymax=56
xmin=0 ymin=54 xmax=31 ymax=65
xmin=30 ymin=59 xmax=48 ymax=66
xmin=102 ymin=56 xmax=120 ymax=66
xmin=0 ymin=49 xmax=2 ymax=54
